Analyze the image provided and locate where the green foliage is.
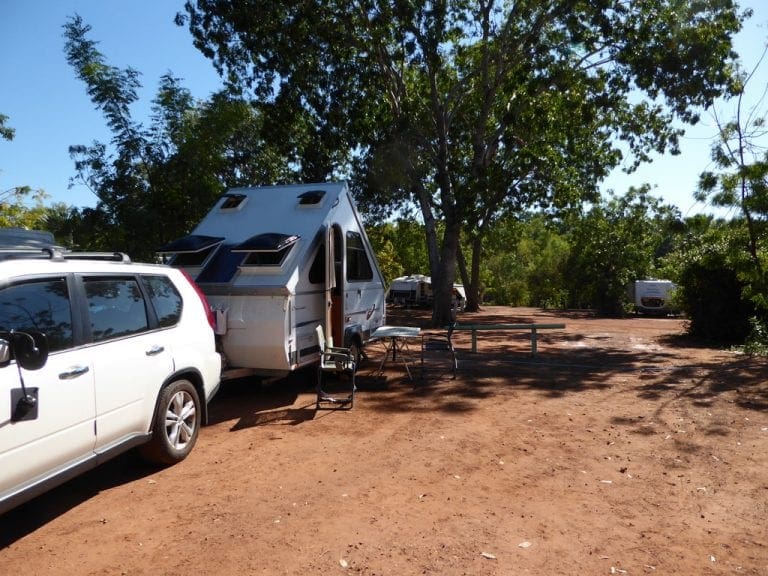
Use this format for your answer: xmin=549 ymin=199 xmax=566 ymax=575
xmin=693 ymin=47 xmax=768 ymax=328
xmin=63 ymin=15 xmax=295 ymax=261
xmin=480 ymin=215 xmax=569 ymax=308
xmin=367 ymin=219 xmax=430 ymax=286
xmin=181 ymin=0 xmax=746 ymax=325
xmin=0 ymin=187 xmax=52 ymax=230
xmin=365 ymin=223 xmax=404 ymax=286
xmin=679 ymin=248 xmax=754 ymax=341
xmin=0 ymin=113 xmax=14 ymax=141
xmin=744 ymin=316 xmax=768 ymax=356
xmin=565 ymin=186 xmax=680 ymax=315
xmin=664 ymin=221 xmax=760 ymax=342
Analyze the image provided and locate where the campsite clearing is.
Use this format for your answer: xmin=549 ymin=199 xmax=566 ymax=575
xmin=1 ymin=306 xmax=766 ymax=575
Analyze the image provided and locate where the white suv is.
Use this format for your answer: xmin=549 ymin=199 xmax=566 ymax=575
xmin=0 ymin=245 xmax=221 ymax=514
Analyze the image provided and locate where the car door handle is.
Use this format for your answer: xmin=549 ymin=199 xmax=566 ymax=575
xmin=59 ymin=366 xmax=90 ymax=380
xmin=145 ymin=345 xmax=165 ymax=356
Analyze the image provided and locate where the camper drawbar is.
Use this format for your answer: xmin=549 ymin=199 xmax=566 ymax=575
xmin=159 ymin=182 xmax=386 ymax=378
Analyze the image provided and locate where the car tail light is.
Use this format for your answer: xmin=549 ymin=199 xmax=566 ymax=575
xmin=180 ymin=270 xmax=216 ymax=330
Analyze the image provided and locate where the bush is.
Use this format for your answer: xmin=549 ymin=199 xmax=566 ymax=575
xmin=677 ymin=250 xmax=754 ymax=342
xmin=744 ymin=316 xmax=768 ymax=356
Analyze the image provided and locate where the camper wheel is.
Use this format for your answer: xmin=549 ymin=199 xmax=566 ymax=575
xmin=348 ymin=339 xmax=362 ymax=372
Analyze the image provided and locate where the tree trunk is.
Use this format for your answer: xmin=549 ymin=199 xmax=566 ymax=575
xmin=431 ymin=218 xmax=461 ymax=327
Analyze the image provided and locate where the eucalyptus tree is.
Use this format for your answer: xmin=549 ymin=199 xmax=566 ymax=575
xmin=696 ymin=46 xmax=768 ymax=314
xmin=180 ymin=0 xmax=747 ymax=324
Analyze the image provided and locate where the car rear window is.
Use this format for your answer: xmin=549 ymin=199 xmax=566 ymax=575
xmin=85 ymin=277 xmax=148 ymax=342
xmin=143 ymin=275 xmax=182 ymax=328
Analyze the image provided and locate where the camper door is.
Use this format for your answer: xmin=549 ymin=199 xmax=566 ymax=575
xmin=325 ymin=224 xmax=345 ymax=347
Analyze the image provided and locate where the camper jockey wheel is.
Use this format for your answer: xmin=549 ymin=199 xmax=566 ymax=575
xmin=139 ymin=379 xmax=201 ymax=465
xmin=348 ymin=339 xmax=362 ymax=372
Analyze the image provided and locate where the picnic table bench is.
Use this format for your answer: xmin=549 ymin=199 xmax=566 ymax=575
xmin=451 ymin=323 xmax=566 ymax=356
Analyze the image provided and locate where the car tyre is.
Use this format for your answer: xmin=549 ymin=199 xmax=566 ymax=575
xmin=139 ymin=379 xmax=200 ymax=465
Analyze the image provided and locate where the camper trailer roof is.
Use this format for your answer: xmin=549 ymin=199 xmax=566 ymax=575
xmin=192 ymin=182 xmax=348 ymax=243
xmin=163 ymin=182 xmax=375 ymax=288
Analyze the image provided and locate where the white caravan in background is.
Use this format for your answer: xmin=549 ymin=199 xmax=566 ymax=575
xmin=631 ymin=279 xmax=677 ymax=315
xmin=160 ymin=182 xmax=386 ymax=377
xmin=387 ymin=274 xmax=466 ymax=311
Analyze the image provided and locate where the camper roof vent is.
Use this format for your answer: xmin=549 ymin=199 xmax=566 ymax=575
xmin=297 ymin=190 xmax=325 ymax=207
xmin=233 ymin=233 xmax=300 ymax=267
xmin=158 ymin=235 xmax=225 ymax=254
xmin=232 ymin=233 xmax=300 ymax=253
xmin=157 ymin=234 xmax=225 ymax=267
xmin=220 ymin=193 xmax=248 ymax=212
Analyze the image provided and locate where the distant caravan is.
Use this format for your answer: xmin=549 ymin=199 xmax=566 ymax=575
xmin=386 ymin=274 xmax=466 ymax=311
xmin=159 ymin=182 xmax=386 ymax=378
xmin=630 ymin=280 xmax=678 ymax=316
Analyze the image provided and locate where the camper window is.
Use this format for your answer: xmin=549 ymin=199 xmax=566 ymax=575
xmin=220 ymin=193 xmax=247 ymax=211
xmin=346 ymin=231 xmax=373 ymax=281
xmin=234 ymin=233 xmax=300 ymax=267
xmin=298 ymin=190 xmax=325 ymax=205
xmin=308 ymin=245 xmax=325 ymax=284
xmin=171 ymin=246 xmax=217 ymax=267
xmin=242 ymin=249 xmax=290 ymax=266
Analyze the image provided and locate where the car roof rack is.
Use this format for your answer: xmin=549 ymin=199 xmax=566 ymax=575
xmin=0 ymin=247 xmax=131 ymax=263
xmin=61 ymin=251 xmax=132 ymax=263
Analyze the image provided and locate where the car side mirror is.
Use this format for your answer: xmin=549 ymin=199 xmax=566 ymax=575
xmin=5 ymin=331 xmax=49 ymax=371
xmin=0 ymin=338 xmax=9 ymax=367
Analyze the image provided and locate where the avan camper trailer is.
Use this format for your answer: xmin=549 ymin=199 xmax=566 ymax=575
xmin=160 ymin=182 xmax=386 ymax=377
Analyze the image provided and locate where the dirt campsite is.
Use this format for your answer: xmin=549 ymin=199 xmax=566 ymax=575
xmin=1 ymin=305 xmax=766 ymax=575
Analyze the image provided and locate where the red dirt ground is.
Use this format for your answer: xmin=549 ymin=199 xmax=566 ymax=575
xmin=1 ymin=306 xmax=766 ymax=575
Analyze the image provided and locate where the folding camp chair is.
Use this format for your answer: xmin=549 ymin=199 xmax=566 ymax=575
xmin=421 ymin=323 xmax=457 ymax=379
xmin=315 ymin=325 xmax=356 ymax=409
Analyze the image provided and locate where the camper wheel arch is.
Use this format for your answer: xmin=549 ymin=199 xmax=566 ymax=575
xmin=343 ymin=326 xmax=364 ymax=370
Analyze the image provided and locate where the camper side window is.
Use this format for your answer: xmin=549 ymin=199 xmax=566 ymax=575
xmin=346 ymin=231 xmax=373 ymax=281
xmin=308 ymin=246 xmax=325 ymax=284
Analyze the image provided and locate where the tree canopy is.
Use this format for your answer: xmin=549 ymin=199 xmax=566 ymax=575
xmin=62 ymin=15 xmax=297 ymax=259
xmin=179 ymin=0 xmax=748 ymax=325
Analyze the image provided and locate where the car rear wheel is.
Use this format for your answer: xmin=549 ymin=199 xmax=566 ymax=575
xmin=139 ymin=379 xmax=200 ymax=465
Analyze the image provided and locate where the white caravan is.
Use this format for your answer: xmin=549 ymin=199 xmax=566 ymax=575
xmin=159 ymin=182 xmax=386 ymax=377
xmin=387 ymin=274 xmax=466 ymax=310
xmin=631 ymin=279 xmax=677 ymax=315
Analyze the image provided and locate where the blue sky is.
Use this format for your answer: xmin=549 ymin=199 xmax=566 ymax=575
xmin=1 ymin=1 xmax=767 ymax=216
xmin=0 ymin=0 xmax=221 ymax=209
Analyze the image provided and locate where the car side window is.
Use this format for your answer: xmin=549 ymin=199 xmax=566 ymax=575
xmin=85 ymin=277 xmax=148 ymax=342
xmin=0 ymin=278 xmax=73 ymax=352
xmin=143 ymin=275 xmax=182 ymax=327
